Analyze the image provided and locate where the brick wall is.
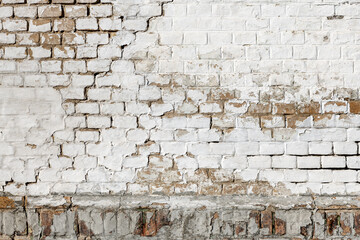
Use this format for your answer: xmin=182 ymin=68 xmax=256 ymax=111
xmin=2 ymin=0 xmax=360 ymax=237
xmin=1 ymin=195 xmax=360 ymax=239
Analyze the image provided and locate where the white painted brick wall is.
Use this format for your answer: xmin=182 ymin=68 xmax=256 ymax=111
xmin=1 ymin=0 xmax=360 ymax=196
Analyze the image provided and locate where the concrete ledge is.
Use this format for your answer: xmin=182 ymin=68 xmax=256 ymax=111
xmin=0 ymin=195 xmax=359 ymax=239
xmin=18 ymin=195 xmax=360 ymax=209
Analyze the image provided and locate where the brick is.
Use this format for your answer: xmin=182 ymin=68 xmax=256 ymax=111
xmin=248 ymin=156 xmax=271 ymax=169
xmin=29 ymin=19 xmax=51 ymax=32
xmin=139 ymin=86 xmax=161 ymax=101
xmin=309 ymin=142 xmax=333 ymax=155
xmin=293 ymin=45 xmax=316 ymax=59
xmin=53 ymin=19 xmax=75 ymax=32
xmin=159 ymin=60 xmax=183 ymax=73
xmin=63 ymin=60 xmax=86 ymax=73
xmin=297 ymin=102 xmax=321 ymax=114
xmin=2 ymin=0 xmax=25 ymax=3
xmin=63 ymin=32 xmax=85 ymax=45
xmin=98 ymin=45 xmax=122 ymax=59
xmin=272 ymin=155 xmax=296 ymax=169
xmin=123 ymin=19 xmax=147 ymax=31
xmin=28 ymin=0 xmax=49 ymax=3
xmin=348 ymin=128 xmax=360 ymax=141
xmin=323 ymin=101 xmax=347 ymax=114
xmin=234 ymin=32 xmax=256 ymax=44
xmin=101 ymin=103 xmax=124 ymax=115
xmin=333 ymin=170 xmax=358 ymax=182
xmin=41 ymin=33 xmax=61 ymax=45
xmin=76 ymin=46 xmax=97 ymax=58
xmin=53 ymin=0 xmax=74 ymax=3
xmin=281 ymin=31 xmax=304 ymax=44
xmin=99 ymin=18 xmax=122 ymax=31
xmin=286 ymin=115 xmax=312 ymax=128
xmin=48 ymin=74 xmax=70 ymax=86
xmin=347 ymin=157 xmax=360 ymax=169
xmin=14 ymin=6 xmax=37 ymax=18
xmin=259 ymin=170 xmax=284 ymax=182
xmin=349 ymin=101 xmax=360 ymax=113
xmin=0 ymin=33 xmax=15 ymax=44
xmin=71 ymin=74 xmax=94 ymax=87
xmin=53 ymin=46 xmax=75 ymax=59
xmin=261 ymin=115 xmax=285 ymax=128
xmin=175 ymin=156 xmax=198 ymax=169
xmin=64 ymin=5 xmax=87 ymax=18
xmin=248 ymin=103 xmax=271 ymax=114
xmin=86 ymin=32 xmax=109 ymax=45
xmin=284 ymin=169 xmax=308 ymax=182
xmin=3 ymin=19 xmax=27 ymax=32
xmin=199 ymin=102 xmax=222 ymax=113
xmin=41 ymin=60 xmax=61 ymax=72
xmin=38 ymin=5 xmax=62 ymax=18
xmin=160 ymin=32 xmax=183 ymax=45
xmin=308 ymin=170 xmax=333 ymax=182
xmin=76 ymin=18 xmax=98 ymax=30
xmin=87 ymin=116 xmax=111 ymax=128
xmin=113 ymin=116 xmax=137 ymax=129
xmin=297 ymin=156 xmax=320 ymax=169
xmin=139 ymin=4 xmax=161 ymax=17
xmin=87 ymin=88 xmax=111 ymax=101
xmin=16 ymin=33 xmax=39 ymax=45
xmin=29 ymin=46 xmax=51 ymax=58
xmin=333 ymin=142 xmax=358 ymax=155
xmin=90 ymin=5 xmax=112 ymax=17
xmin=184 ymin=32 xmax=207 ymax=44
xmin=286 ymin=142 xmax=308 ymax=155
xmin=4 ymin=47 xmax=27 ymax=59
xmin=259 ymin=142 xmax=284 ymax=155
xmin=318 ymin=46 xmax=341 ymax=59
xmin=76 ymin=102 xmax=99 ymax=114
xmin=87 ymin=60 xmax=111 ymax=72
xmin=123 ymin=156 xmax=148 ymax=168
xmin=221 ymin=156 xmax=247 ymax=169
xmin=321 ymin=156 xmax=346 ymax=168
xmin=198 ymin=155 xmax=221 ymax=168
xmin=0 ymin=7 xmax=13 ymax=18
xmin=313 ymin=114 xmax=336 ymax=128
xmin=19 ymin=60 xmax=40 ymax=73
xmin=273 ymin=103 xmax=296 ymax=114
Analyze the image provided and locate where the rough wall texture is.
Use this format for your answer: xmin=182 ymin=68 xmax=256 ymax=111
xmin=2 ymin=0 xmax=360 ymax=237
xmin=3 ymin=195 xmax=360 ymax=239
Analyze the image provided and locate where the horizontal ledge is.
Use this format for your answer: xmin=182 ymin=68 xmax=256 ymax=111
xmin=0 ymin=195 xmax=357 ymax=210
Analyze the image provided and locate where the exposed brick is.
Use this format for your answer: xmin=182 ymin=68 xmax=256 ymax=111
xmin=286 ymin=115 xmax=312 ymax=128
xmin=38 ymin=5 xmax=62 ymax=18
xmin=248 ymin=103 xmax=272 ymax=114
xmin=16 ymin=33 xmax=39 ymax=45
xmin=297 ymin=102 xmax=321 ymax=114
xmin=349 ymin=101 xmax=360 ymax=113
xmin=53 ymin=19 xmax=75 ymax=32
xmin=29 ymin=19 xmax=51 ymax=32
xmin=273 ymin=103 xmax=296 ymax=114
xmin=63 ymin=32 xmax=85 ymax=45
xmin=261 ymin=210 xmax=273 ymax=235
xmin=41 ymin=33 xmax=61 ymax=45
xmin=355 ymin=212 xmax=360 ymax=235
xmin=274 ymin=217 xmax=286 ymax=235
